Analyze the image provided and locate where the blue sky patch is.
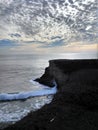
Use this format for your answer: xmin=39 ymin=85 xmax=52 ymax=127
xmin=0 ymin=39 xmax=18 ymax=47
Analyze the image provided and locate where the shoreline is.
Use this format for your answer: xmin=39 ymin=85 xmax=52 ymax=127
xmin=2 ymin=59 xmax=98 ymax=130
xmin=0 ymin=80 xmax=57 ymax=102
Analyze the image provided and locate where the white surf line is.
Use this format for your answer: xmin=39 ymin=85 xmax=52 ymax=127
xmin=0 ymin=80 xmax=57 ymax=101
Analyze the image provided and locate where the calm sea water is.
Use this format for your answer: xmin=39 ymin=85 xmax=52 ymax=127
xmin=0 ymin=54 xmax=50 ymax=93
xmin=0 ymin=53 xmax=97 ymax=128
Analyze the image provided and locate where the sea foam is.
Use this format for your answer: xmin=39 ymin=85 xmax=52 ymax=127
xmin=0 ymin=80 xmax=57 ymax=101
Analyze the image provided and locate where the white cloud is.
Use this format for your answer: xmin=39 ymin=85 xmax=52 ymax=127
xmin=0 ymin=0 xmax=97 ymax=49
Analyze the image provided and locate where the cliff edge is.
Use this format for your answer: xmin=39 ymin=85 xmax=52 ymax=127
xmin=3 ymin=59 xmax=98 ymax=130
xmin=36 ymin=59 xmax=98 ymax=89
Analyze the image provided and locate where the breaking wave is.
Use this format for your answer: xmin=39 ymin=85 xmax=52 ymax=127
xmin=0 ymin=80 xmax=57 ymax=101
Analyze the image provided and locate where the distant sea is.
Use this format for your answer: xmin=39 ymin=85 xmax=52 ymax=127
xmin=0 ymin=53 xmax=97 ymax=128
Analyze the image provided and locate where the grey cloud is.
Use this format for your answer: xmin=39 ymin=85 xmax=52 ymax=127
xmin=51 ymin=36 xmax=61 ymax=40
xmin=0 ymin=0 xmax=97 ymax=45
xmin=10 ymin=33 xmax=21 ymax=38
xmin=40 ymin=39 xmax=65 ymax=48
xmin=23 ymin=40 xmax=45 ymax=44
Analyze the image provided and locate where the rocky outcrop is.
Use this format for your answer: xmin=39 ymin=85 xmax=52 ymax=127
xmin=3 ymin=59 xmax=98 ymax=130
xmin=36 ymin=59 xmax=98 ymax=89
xmin=36 ymin=59 xmax=98 ymax=109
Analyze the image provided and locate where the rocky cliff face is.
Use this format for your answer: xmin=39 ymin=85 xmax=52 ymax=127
xmin=36 ymin=59 xmax=98 ymax=89
xmin=36 ymin=59 xmax=98 ymax=109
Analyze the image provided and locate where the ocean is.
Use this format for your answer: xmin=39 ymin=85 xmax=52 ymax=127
xmin=0 ymin=53 xmax=97 ymax=128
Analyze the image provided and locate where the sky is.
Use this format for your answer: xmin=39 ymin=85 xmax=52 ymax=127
xmin=0 ymin=0 xmax=98 ymax=54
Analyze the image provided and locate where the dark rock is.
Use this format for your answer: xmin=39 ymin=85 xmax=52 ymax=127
xmin=36 ymin=59 xmax=98 ymax=89
xmin=35 ymin=67 xmax=55 ymax=87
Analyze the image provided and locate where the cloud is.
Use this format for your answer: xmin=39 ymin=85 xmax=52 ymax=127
xmin=9 ymin=33 xmax=21 ymax=38
xmin=51 ymin=36 xmax=61 ymax=40
xmin=41 ymin=39 xmax=64 ymax=48
xmin=0 ymin=0 xmax=97 ymax=49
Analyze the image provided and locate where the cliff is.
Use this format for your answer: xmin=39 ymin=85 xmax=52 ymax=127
xmin=3 ymin=59 xmax=98 ymax=130
xmin=36 ymin=59 xmax=98 ymax=89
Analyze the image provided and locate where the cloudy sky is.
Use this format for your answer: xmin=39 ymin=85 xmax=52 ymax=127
xmin=0 ymin=0 xmax=98 ymax=54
